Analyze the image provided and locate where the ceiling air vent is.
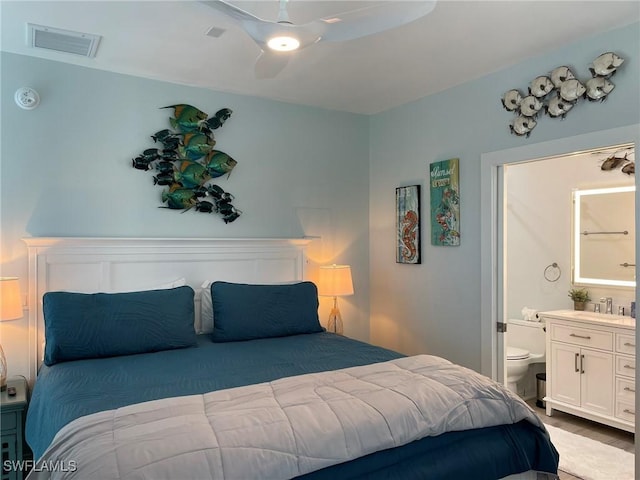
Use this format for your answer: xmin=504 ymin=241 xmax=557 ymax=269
xmin=27 ymin=23 xmax=101 ymax=58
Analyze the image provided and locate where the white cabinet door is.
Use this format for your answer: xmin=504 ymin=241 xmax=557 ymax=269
xmin=581 ymin=348 xmax=614 ymax=416
xmin=550 ymin=342 xmax=581 ymax=406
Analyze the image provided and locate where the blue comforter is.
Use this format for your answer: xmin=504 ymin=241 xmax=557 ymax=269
xmin=27 ymin=333 xmax=558 ymax=479
xmin=27 ymin=333 xmax=402 ymax=460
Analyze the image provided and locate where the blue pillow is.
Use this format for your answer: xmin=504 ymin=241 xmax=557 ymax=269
xmin=211 ymin=281 xmax=323 ymax=342
xmin=43 ymin=286 xmax=197 ymax=365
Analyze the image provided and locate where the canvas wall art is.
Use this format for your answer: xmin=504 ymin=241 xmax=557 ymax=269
xmin=396 ymin=185 xmax=421 ymax=264
xmin=430 ymin=158 xmax=460 ymax=246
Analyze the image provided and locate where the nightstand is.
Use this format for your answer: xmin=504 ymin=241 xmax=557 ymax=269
xmin=1 ymin=378 xmax=28 ymax=480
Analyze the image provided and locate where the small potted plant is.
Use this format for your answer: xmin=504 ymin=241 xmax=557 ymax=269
xmin=568 ymin=288 xmax=590 ymax=311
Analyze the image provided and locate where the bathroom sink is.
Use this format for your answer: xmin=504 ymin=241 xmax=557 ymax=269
xmin=559 ymin=310 xmax=626 ymax=321
xmin=540 ymin=309 xmax=635 ymax=327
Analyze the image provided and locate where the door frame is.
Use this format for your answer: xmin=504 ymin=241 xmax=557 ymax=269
xmin=480 ymin=124 xmax=640 ymax=383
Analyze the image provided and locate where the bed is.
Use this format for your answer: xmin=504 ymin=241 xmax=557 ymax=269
xmin=22 ymin=238 xmax=558 ymax=480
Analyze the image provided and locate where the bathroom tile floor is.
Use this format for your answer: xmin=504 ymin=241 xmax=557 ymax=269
xmin=526 ymin=399 xmax=635 ymax=479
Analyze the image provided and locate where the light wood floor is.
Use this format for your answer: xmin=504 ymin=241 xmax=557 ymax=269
xmin=526 ymin=399 xmax=635 ymax=480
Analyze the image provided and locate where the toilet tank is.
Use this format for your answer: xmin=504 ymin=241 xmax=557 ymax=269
xmin=507 ymin=319 xmax=546 ymax=357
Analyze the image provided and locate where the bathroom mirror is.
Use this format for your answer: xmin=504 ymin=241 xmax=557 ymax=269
xmin=572 ymin=185 xmax=636 ymax=288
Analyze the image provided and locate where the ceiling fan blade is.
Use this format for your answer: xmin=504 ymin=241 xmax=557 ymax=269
xmin=200 ymin=1 xmax=267 ymax=24
xmin=317 ymin=1 xmax=437 ymax=42
xmin=254 ymin=50 xmax=291 ymax=79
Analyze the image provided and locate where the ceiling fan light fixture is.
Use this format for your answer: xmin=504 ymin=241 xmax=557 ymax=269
xmin=203 ymin=0 xmax=437 ymax=78
xmin=267 ymin=35 xmax=300 ymax=52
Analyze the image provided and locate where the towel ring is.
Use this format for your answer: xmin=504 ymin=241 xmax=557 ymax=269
xmin=544 ymin=262 xmax=561 ymax=282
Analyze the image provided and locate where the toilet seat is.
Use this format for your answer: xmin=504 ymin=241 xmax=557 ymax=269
xmin=507 ymin=346 xmax=530 ymax=360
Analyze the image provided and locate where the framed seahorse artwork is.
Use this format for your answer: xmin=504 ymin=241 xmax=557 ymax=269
xmin=396 ymin=185 xmax=421 ymax=264
xmin=429 ymin=158 xmax=460 ymax=246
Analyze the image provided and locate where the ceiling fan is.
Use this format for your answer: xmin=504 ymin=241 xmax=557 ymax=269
xmin=202 ymin=0 xmax=437 ymax=79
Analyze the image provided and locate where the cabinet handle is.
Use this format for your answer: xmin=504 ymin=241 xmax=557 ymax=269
xmin=581 ymin=354 xmax=585 ymax=374
xmin=624 ymin=342 xmax=635 ymax=347
xmin=574 ymin=353 xmax=580 ymax=372
xmin=570 ymin=333 xmax=591 ymax=340
xmin=624 ymin=386 xmax=636 ymax=393
xmin=623 ymin=364 xmax=636 ymax=370
xmin=623 ymin=409 xmax=635 ymax=416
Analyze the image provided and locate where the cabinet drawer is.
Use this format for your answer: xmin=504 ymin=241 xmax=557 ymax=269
xmin=616 ymin=355 xmax=636 ymax=378
xmin=616 ymin=333 xmax=636 ymax=355
xmin=616 ymin=377 xmax=636 ymax=402
xmin=615 ymin=398 xmax=636 ymax=423
xmin=551 ymin=324 xmax=613 ymax=350
xmin=0 ymin=411 xmax=16 ymax=431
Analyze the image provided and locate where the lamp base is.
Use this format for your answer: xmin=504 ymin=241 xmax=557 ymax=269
xmin=327 ymin=307 xmax=344 ymax=335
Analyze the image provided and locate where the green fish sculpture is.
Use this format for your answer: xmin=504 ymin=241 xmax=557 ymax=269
xmin=161 ymin=184 xmax=197 ymax=210
xmin=179 ymin=132 xmax=216 ymax=160
xmin=203 ymin=108 xmax=233 ymax=132
xmin=173 ymin=160 xmax=211 ymax=189
xmin=204 ymin=150 xmax=237 ymax=178
xmin=161 ymin=104 xmax=208 ymax=133
xmin=135 ymin=104 xmax=239 ymax=222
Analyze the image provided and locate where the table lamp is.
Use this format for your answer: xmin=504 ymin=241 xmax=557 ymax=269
xmin=1 ymin=277 xmax=23 ymax=391
xmin=318 ymin=265 xmax=354 ymax=335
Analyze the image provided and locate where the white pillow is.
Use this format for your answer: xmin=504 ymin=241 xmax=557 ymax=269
xmin=154 ymin=277 xmax=187 ymax=290
xmin=108 ymin=277 xmax=187 ymax=293
xmin=200 ymin=281 xmax=215 ymax=335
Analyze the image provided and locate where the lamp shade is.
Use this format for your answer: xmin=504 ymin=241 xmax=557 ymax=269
xmin=1 ymin=277 xmax=23 ymax=321
xmin=318 ymin=265 xmax=354 ymax=297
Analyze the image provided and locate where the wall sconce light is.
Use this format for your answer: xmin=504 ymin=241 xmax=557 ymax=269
xmin=0 ymin=277 xmax=23 ymax=391
xmin=317 ymin=264 xmax=354 ymax=335
xmin=14 ymin=87 xmax=40 ymax=110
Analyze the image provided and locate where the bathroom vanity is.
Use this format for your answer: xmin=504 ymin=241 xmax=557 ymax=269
xmin=542 ymin=309 xmax=635 ymax=433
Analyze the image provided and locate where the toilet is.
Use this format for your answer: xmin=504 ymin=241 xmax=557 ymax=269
xmin=506 ymin=318 xmax=546 ymax=394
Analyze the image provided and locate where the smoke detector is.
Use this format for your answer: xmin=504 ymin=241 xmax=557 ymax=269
xmin=27 ymin=23 xmax=101 ymax=58
xmin=14 ymin=87 xmax=40 ymax=110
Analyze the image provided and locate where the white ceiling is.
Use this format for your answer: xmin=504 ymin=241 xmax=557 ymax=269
xmin=1 ymin=1 xmax=639 ymax=115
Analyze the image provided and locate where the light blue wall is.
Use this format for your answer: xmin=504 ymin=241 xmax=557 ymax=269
xmin=369 ymin=22 xmax=640 ymax=369
xmin=0 ymin=53 xmax=371 ymax=377
xmin=2 ymin=22 xmax=639 ymax=378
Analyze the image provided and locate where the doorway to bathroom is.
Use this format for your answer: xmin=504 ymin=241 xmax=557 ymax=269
xmin=503 ymin=144 xmax=635 ymax=400
xmin=480 ymin=124 xmax=639 ymax=384
xmin=480 ymin=124 xmax=639 ymax=477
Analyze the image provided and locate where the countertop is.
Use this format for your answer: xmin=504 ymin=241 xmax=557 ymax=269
xmin=540 ymin=309 xmax=636 ymax=329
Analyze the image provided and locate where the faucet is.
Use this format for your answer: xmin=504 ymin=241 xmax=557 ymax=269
xmin=600 ymin=297 xmax=613 ymax=314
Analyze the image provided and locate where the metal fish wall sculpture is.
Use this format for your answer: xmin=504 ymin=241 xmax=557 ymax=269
xmin=131 ymin=105 xmax=242 ymax=223
xmin=599 ymin=150 xmax=635 ymax=176
xmin=501 ymin=52 xmax=625 ymax=138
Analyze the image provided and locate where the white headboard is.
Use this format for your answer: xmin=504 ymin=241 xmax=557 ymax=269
xmin=23 ymin=237 xmax=312 ymax=386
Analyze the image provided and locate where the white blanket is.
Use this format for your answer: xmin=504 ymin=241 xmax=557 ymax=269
xmin=28 ymin=355 xmax=544 ymax=480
